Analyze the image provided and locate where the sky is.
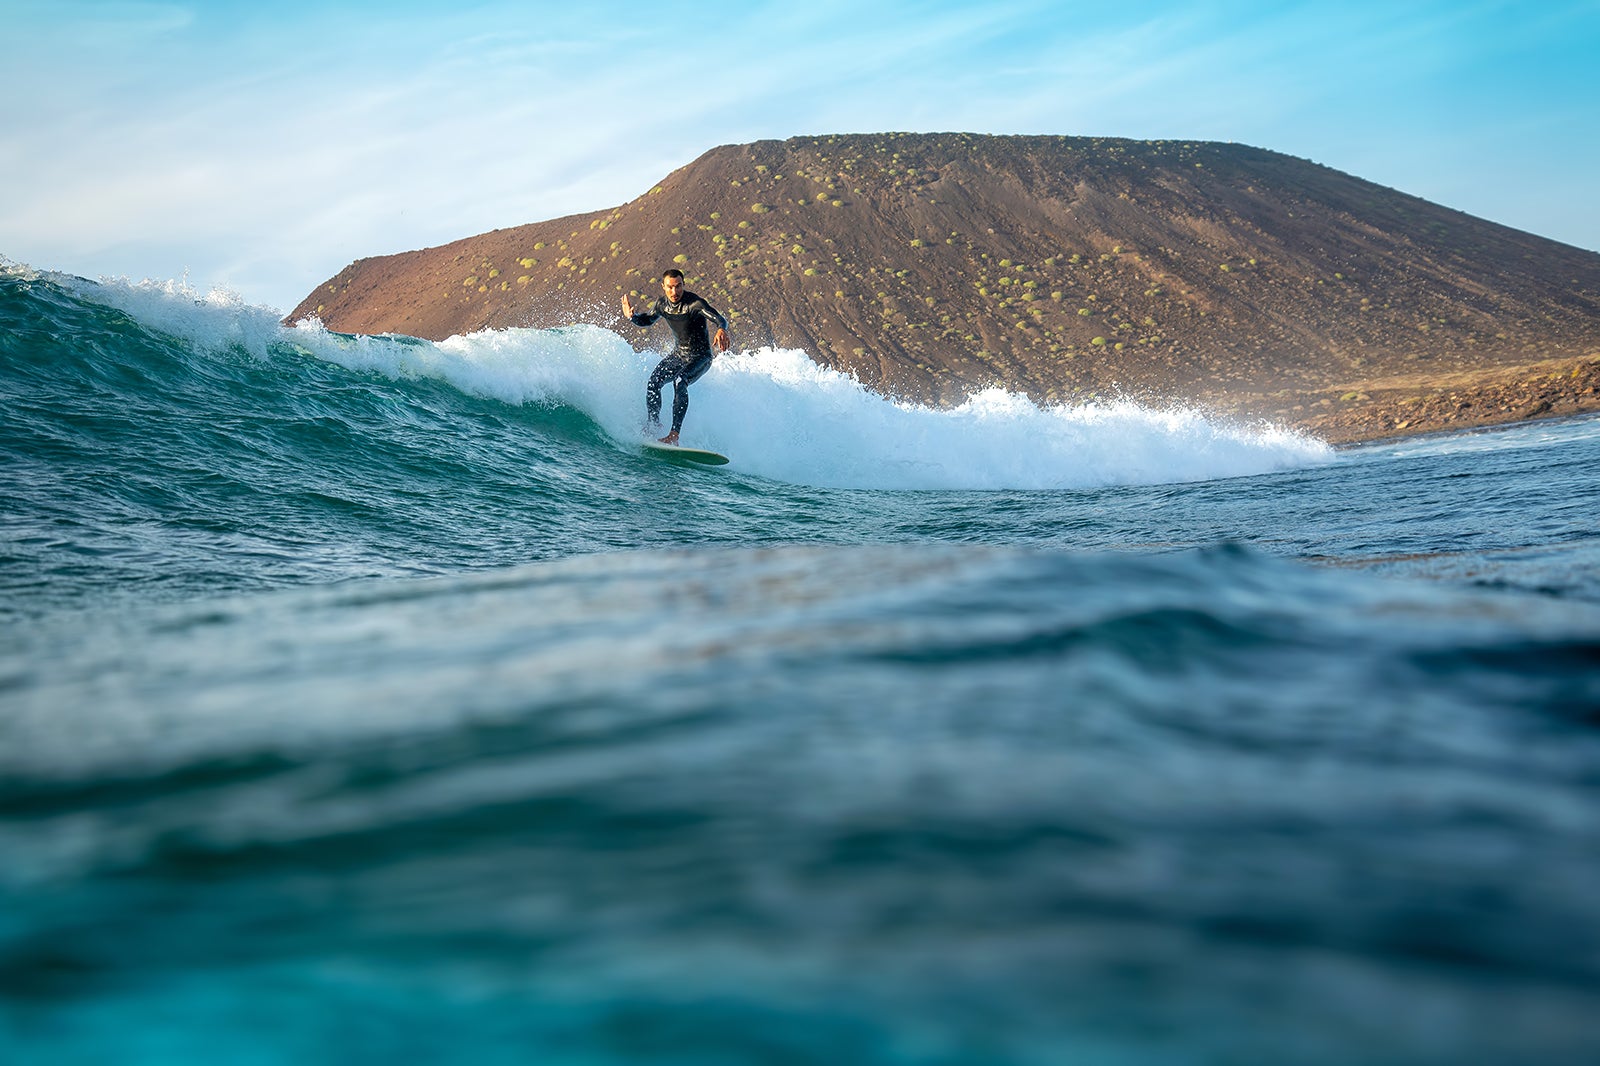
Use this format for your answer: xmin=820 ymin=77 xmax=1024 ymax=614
xmin=2 ymin=0 xmax=1597 ymax=314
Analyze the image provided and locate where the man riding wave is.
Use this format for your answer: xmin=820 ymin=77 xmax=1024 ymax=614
xmin=622 ymin=269 xmax=730 ymax=445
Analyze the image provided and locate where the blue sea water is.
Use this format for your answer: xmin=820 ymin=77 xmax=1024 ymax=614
xmin=2 ymin=262 xmax=1599 ymax=1065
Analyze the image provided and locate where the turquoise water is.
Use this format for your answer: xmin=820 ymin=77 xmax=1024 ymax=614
xmin=3 ymin=264 xmax=1599 ymax=1064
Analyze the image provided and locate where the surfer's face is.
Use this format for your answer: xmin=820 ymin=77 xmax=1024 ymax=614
xmin=662 ymin=275 xmax=684 ymax=302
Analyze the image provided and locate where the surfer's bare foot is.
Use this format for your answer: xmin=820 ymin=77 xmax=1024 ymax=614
xmin=658 ymin=432 xmax=680 ymax=445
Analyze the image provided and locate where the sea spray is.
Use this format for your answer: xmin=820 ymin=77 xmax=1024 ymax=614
xmin=700 ymin=347 xmax=1333 ymax=489
xmin=294 ymin=329 xmax=1334 ymax=491
xmin=285 ymin=321 xmax=1334 ymax=492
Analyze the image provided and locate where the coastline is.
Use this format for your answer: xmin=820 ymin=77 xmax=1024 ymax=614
xmin=1208 ymin=354 xmax=1600 ymax=445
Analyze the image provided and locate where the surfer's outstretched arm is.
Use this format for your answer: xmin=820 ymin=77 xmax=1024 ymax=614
xmin=623 ymin=294 xmax=660 ymax=327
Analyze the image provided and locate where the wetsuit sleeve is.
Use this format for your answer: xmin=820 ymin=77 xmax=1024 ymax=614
xmin=695 ymin=299 xmax=729 ymax=333
xmin=630 ymin=297 xmax=663 ymax=327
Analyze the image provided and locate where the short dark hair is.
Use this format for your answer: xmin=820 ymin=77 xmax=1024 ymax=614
xmin=662 ymin=268 xmax=685 ymax=281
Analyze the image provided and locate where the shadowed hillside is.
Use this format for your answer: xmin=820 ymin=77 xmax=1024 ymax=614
xmin=290 ymin=134 xmax=1600 ymax=441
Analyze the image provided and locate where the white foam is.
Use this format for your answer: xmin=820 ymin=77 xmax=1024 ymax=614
xmin=289 ymin=326 xmax=1333 ymax=491
xmin=66 ymin=271 xmax=1335 ymax=491
xmin=57 ymin=270 xmax=294 ymax=359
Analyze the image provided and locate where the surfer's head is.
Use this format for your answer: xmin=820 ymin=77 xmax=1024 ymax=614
xmin=661 ymin=269 xmax=685 ymax=302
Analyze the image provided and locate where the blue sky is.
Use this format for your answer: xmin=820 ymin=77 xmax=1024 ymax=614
xmin=3 ymin=0 xmax=1596 ymax=313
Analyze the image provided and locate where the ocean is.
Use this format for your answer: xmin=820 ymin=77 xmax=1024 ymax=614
xmin=3 ymin=263 xmax=1599 ymax=1065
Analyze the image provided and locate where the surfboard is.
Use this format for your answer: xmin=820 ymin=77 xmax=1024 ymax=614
xmin=641 ymin=440 xmax=730 ymax=466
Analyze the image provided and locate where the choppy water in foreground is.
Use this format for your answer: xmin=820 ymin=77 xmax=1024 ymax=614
xmin=3 ymin=265 xmax=1599 ymax=1064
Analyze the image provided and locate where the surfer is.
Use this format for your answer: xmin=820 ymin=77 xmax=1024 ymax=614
xmin=622 ymin=269 xmax=730 ymax=445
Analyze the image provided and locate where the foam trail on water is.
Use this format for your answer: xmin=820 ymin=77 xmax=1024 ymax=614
xmin=67 ymin=272 xmax=1335 ymax=491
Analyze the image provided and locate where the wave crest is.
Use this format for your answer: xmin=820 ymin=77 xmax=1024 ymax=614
xmin=38 ymin=267 xmax=1334 ymax=491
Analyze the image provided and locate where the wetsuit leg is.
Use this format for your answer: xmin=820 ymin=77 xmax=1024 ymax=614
xmin=669 ymin=354 xmax=715 ymax=434
xmin=645 ymin=355 xmax=682 ymax=427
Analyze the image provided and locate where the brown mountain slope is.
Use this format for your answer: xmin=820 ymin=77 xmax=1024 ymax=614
xmin=289 ymin=133 xmax=1600 ymax=442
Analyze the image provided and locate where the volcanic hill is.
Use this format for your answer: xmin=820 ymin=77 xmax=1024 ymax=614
xmin=290 ymin=133 xmax=1600 ymax=442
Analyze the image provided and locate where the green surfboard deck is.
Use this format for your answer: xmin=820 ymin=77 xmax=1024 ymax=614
xmin=641 ymin=440 xmax=730 ymax=466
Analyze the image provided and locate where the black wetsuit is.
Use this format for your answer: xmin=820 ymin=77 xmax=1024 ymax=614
xmin=630 ymin=291 xmax=729 ymax=434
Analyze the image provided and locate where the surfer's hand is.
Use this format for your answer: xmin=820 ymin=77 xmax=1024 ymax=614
xmin=713 ymin=328 xmax=729 ymax=352
xmin=621 ymin=295 xmax=633 ymax=316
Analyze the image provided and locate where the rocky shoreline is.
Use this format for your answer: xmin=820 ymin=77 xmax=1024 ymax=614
xmin=1215 ymin=355 xmax=1600 ymax=444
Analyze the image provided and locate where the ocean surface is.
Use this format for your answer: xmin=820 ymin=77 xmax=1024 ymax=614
xmin=3 ymin=262 xmax=1599 ymax=1065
